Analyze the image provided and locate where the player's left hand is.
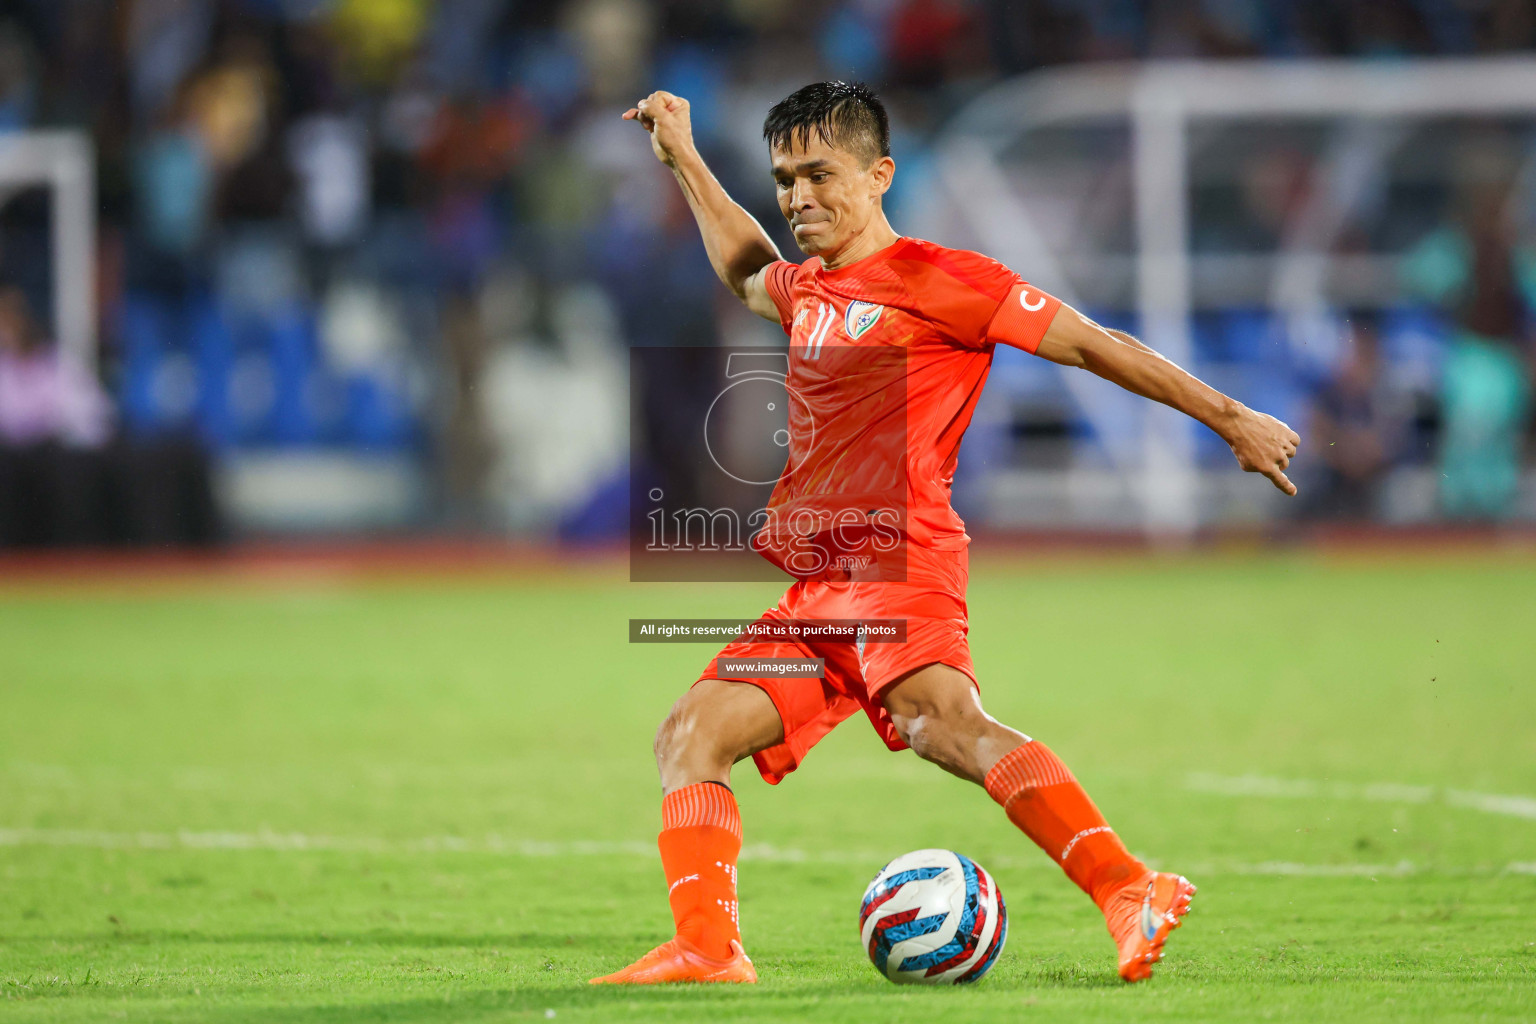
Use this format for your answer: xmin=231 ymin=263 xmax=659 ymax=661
xmin=1224 ymin=406 xmax=1301 ymax=495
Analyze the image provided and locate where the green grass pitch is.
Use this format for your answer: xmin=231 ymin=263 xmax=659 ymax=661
xmin=2 ymin=551 xmax=1534 ymax=1022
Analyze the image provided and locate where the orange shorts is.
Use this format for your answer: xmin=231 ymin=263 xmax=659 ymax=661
xmin=697 ymin=556 xmax=974 ymax=784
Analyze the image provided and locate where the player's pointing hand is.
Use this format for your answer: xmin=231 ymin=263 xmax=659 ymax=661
xmin=622 ymin=90 xmax=694 ymax=168
xmin=1223 ymin=406 xmax=1302 ymax=495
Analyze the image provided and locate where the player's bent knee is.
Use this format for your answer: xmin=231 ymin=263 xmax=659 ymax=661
xmin=888 ymin=710 xmax=929 ymax=756
xmin=652 ymin=710 xmax=680 ymax=764
xmin=889 ymin=702 xmax=966 ymax=759
xmin=654 ymin=695 xmax=720 ymax=770
xmin=653 ymin=680 xmax=782 ymax=783
xmin=886 ymin=685 xmax=985 ymax=750
xmin=883 ymin=667 xmax=1012 ymax=780
xmin=891 ymin=709 xmax=976 ymax=760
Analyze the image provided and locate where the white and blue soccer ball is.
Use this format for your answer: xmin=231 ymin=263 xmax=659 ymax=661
xmin=859 ymin=848 xmax=1008 ymax=984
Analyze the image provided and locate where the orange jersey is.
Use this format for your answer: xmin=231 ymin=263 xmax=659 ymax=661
xmin=756 ymin=236 xmax=1061 ymax=585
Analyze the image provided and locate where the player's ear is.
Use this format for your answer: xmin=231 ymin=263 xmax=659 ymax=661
xmin=869 ymin=155 xmax=895 ymax=196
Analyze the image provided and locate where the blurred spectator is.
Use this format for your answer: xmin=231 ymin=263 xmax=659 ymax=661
xmin=0 ymin=21 xmax=37 ymax=130
xmin=126 ymin=0 xmax=213 ymax=120
xmin=0 ymin=285 xmax=219 ymax=547
xmin=184 ymin=32 xmax=275 ymax=173
xmin=566 ymin=0 xmax=652 ymax=103
xmin=330 ymin=0 xmax=431 ymax=87
xmin=288 ymin=112 xmax=371 ymax=247
xmin=0 ymin=286 xmax=109 ymax=448
xmin=1439 ymin=217 xmax=1533 ymax=519
xmin=1404 ymin=170 xmax=1536 ymax=520
xmin=890 ymin=0 xmax=990 ymax=89
xmin=1303 ymin=312 xmax=1408 ymax=520
xmin=132 ymin=88 xmax=214 ymax=285
xmin=0 ymin=285 xmax=107 ymax=546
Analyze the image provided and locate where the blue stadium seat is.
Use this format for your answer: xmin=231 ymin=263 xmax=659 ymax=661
xmin=657 ymin=46 xmax=725 ymax=143
xmin=343 ymin=373 xmax=415 ymax=449
xmin=1378 ymin=305 xmax=1448 ymax=390
xmin=118 ymin=292 xmax=168 ymax=435
xmin=1191 ymin=310 xmax=1227 ymax=363
xmin=190 ymin=294 xmax=233 ymax=448
xmin=1221 ymin=308 xmax=1287 ymax=366
xmin=264 ymin=307 xmax=320 ymax=446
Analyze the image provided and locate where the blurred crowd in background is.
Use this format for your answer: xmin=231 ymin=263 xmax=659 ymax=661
xmin=0 ymin=0 xmax=1535 ymax=547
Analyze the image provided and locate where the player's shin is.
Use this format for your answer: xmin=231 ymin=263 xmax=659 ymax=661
xmin=982 ymin=740 xmax=1145 ymax=908
xmin=657 ymin=781 xmax=743 ymax=958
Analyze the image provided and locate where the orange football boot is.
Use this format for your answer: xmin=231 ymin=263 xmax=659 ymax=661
xmin=589 ymin=936 xmax=757 ymax=985
xmin=1103 ymin=871 xmax=1196 ymax=982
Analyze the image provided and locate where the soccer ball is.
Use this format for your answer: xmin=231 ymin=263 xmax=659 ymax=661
xmin=859 ymin=848 xmax=1008 ymax=984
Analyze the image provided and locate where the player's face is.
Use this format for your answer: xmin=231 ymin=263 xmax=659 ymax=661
xmin=770 ymin=134 xmax=894 ymax=257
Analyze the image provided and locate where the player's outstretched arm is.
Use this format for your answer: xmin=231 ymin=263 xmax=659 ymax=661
xmin=623 ymin=91 xmax=784 ymax=322
xmin=1035 ymin=306 xmax=1302 ymax=495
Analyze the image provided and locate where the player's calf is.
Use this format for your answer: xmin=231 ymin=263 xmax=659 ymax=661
xmin=884 ymin=664 xmax=1195 ymax=981
xmin=590 ymin=679 xmax=783 ymax=985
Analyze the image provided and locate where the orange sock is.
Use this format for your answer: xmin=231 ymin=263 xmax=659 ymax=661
xmin=983 ymin=740 xmax=1146 ymax=909
xmin=657 ymin=782 xmax=742 ymax=959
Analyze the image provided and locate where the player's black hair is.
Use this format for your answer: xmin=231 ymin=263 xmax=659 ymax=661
xmin=762 ymin=81 xmax=891 ymax=166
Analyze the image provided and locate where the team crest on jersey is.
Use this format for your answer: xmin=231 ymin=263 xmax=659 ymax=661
xmin=843 ymin=300 xmax=884 ymax=340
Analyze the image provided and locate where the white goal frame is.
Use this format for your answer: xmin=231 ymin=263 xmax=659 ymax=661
xmin=0 ymin=130 xmax=96 ymax=375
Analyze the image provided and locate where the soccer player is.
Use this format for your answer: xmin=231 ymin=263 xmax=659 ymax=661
xmin=593 ymin=81 xmax=1300 ymax=985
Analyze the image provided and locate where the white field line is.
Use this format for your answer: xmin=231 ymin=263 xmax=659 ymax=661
xmin=0 ymin=828 xmax=894 ymax=866
xmin=16 ymin=761 xmax=1536 ymax=821
xmin=0 ymin=827 xmax=1532 ymax=878
xmin=1185 ymin=773 xmax=1536 ymax=821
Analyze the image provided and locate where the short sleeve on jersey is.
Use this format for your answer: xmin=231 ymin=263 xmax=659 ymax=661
xmin=986 ymin=282 xmax=1063 ymax=355
xmin=762 ymin=260 xmax=801 ymax=329
xmin=910 ymin=246 xmax=1024 ymax=348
